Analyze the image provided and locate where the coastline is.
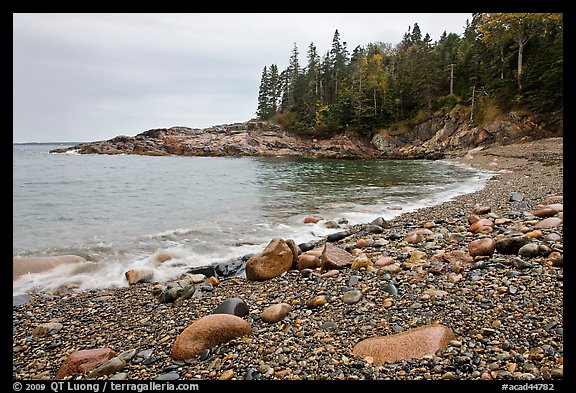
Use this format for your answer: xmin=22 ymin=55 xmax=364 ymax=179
xmin=13 ymin=137 xmax=563 ymax=381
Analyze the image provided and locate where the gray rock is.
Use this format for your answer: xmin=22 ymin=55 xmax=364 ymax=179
xmin=342 ymin=289 xmax=363 ymax=304
xmin=213 ymin=297 xmax=249 ymax=317
xmin=518 ymin=243 xmax=540 ymax=258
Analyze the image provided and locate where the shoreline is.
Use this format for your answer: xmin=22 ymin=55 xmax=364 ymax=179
xmin=13 ymin=137 xmax=563 ymax=381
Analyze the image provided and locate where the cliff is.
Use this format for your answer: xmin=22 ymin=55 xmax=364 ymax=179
xmin=50 ymin=108 xmax=562 ymax=159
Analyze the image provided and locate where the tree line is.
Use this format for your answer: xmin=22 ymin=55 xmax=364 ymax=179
xmin=256 ymin=13 xmax=563 ymax=138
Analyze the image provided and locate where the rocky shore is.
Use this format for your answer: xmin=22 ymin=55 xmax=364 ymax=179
xmin=13 ymin=137 xmax=563 ymax=382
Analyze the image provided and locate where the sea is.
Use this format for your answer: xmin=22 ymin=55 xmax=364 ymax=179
xmin=13 ymin=143 xmax=494 ymax=295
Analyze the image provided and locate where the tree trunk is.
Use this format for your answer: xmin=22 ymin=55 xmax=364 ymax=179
xmin=517 ymin=40 xmax=524 ymax=91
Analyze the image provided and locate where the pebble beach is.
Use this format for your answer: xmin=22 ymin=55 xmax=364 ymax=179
xmin=12 ymin=137 xmax=564 ymax=382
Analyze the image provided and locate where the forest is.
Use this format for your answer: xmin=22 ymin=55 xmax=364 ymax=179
xmin=256 ymin=13 xmax=563 ymax=138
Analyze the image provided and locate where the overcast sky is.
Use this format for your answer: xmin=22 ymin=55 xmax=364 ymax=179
xmin=13 ymin=13 xmax=473 ymax=143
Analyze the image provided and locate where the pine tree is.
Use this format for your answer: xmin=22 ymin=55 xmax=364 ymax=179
xmin=256 ymin=66 xmax=270 ymax=119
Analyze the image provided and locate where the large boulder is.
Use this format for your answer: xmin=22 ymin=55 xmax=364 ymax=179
xmin=13 ymin=255 xmax=86 ymax=279
xmin=352 ymin=323 xmax=455 ymax=363
xmin=245 ymin=238 xmax=295 ymax=281
xmin=172 ymin=314 xmax=252 ymax=360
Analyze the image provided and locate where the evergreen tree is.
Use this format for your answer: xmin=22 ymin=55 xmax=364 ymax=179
xmin=256 ymin=66 xmax=270 ymax=119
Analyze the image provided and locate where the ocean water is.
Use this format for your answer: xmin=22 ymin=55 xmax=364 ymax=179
xmin=13 ymin=144 xmax=493 ymax=295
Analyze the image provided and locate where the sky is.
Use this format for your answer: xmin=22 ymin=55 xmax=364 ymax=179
xmin=13 ymin=13 xmax=473 ymax=143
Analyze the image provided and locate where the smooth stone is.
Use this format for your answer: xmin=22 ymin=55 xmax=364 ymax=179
xmin=172 ymin=314 xmax=252 ymax=360
xmin=510 ymin=193 xmax=524 ymax=202
xmin=306 ymin=295 xmax=327 ymax=308
xmin=468 ymin=237 xmax=496 ymax=257
xmin=383 ymin=283 xmax=398 ymax=296
xmin=496 ymin=236 xmax=531 ymax=255
xmin=298 ymin=243 xmax=314 ymax=253
xmin=155 ymin=372 xmax=180 ymax=380
xmin=342 ymin=289 xmax=363 ymax=304
xmin=326 ymin=232 xmax=348 ymax=242
xmin=320 ymin=322 xmax=337 ymax=330
xmin=212 ymin=297 xmax=249 ymax=317
xmin=535 ymin=217 xmax=562 ymax=229
xmin=260 ymin=303 xmax=292 ymax=323
xmin=518 ymin=243 xmax=540 ymax=258
xmin=352 ymin=324 xmax=455 ymax=363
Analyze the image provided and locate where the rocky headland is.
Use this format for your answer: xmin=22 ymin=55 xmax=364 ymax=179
xmin=14 ymin=136 xmax=563 ymax=382
xmin=49 ymin=108 xmax=561 ymax=160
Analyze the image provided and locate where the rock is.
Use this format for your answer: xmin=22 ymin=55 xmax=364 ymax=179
xmin=172 ymin=314 xmax=252 ymax=360
xmin=535 ymin=217 xmax=562 ymax=229
xmin=377 ymin=263 xmax=401 ymax=274
xmin=352 ymin=254 xmax=372 ymax=269
xmin=510 ymin=193 xmax=524 ymax=202
xmin=32 ymin=322 xmax=63 ymax=337
xmin=342 ymin=289 xmax=363 ymax=304
xmin=468 ymin=237 xmax=497 ymax=257
xmin=468 ymin=218 xmax=494 ymax=232
xmin=355 ymin=239 xmax=370 ymax=248
xmin=306 ymin=295 xmax=327 ymax=308
xmin=260 ymin=303 xmax=292 ymax=323
xmin=13 ymin=255 xmax=86 ymax=279
xmin=405 ymin=228 xmax=434 ymax=244
xmin=298 ymin=253 xmax=321 ymax=270
xmin=303 ymin=216 xmax=323 ymax=224
xmin=518 ymin=243 xmax=540 ymax=258
xmin=151 ymin=250 xmax=172 ymax=266
xmin=532 ymin=208 xmax=559 ymax=218
xmin=212 ymin=297 xmax=249 ymax=317
xmin=375 ymin=256 xmax=395 ymax=267
xmin=125 ymin=268 xmax=155 ymax=285
xmin=246 ymin=238 xmax=295 ymax=281
xmin=155 ymin=372 xmax=180 ymax=380
xmin=496 ymin=236 xmax=531 ymax=255
xmin=88 ymin=357 xmax=126 ymax=378
xmin=474 ymin=206 xmax=491 ymax=214
xmin=547 ymin=252 xmax=563 ymax=267
xmin=321 ymin=244 xmax=354 ymax=270
xmin=382 ymin=283 xmax=398 ymax=296
xmin=352 ymin=323 xmax=455 ymax=363
xmin=370 ymin=217 xmax=390 ymax=228
xmin=56 ymin=348 xmax=117 ymax=379
xmin=298 ymin=243 xmax=314 ymax=253
xmin=326 ymin=232 xmax=348 ymax=242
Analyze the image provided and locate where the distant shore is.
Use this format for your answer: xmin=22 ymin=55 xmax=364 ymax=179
xmin=13 ymin=137 xmax=563 ymax=381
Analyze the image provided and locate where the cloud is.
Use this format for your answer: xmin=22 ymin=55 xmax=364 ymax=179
xmin=13 ymin=13 xmax=472 ymax=142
